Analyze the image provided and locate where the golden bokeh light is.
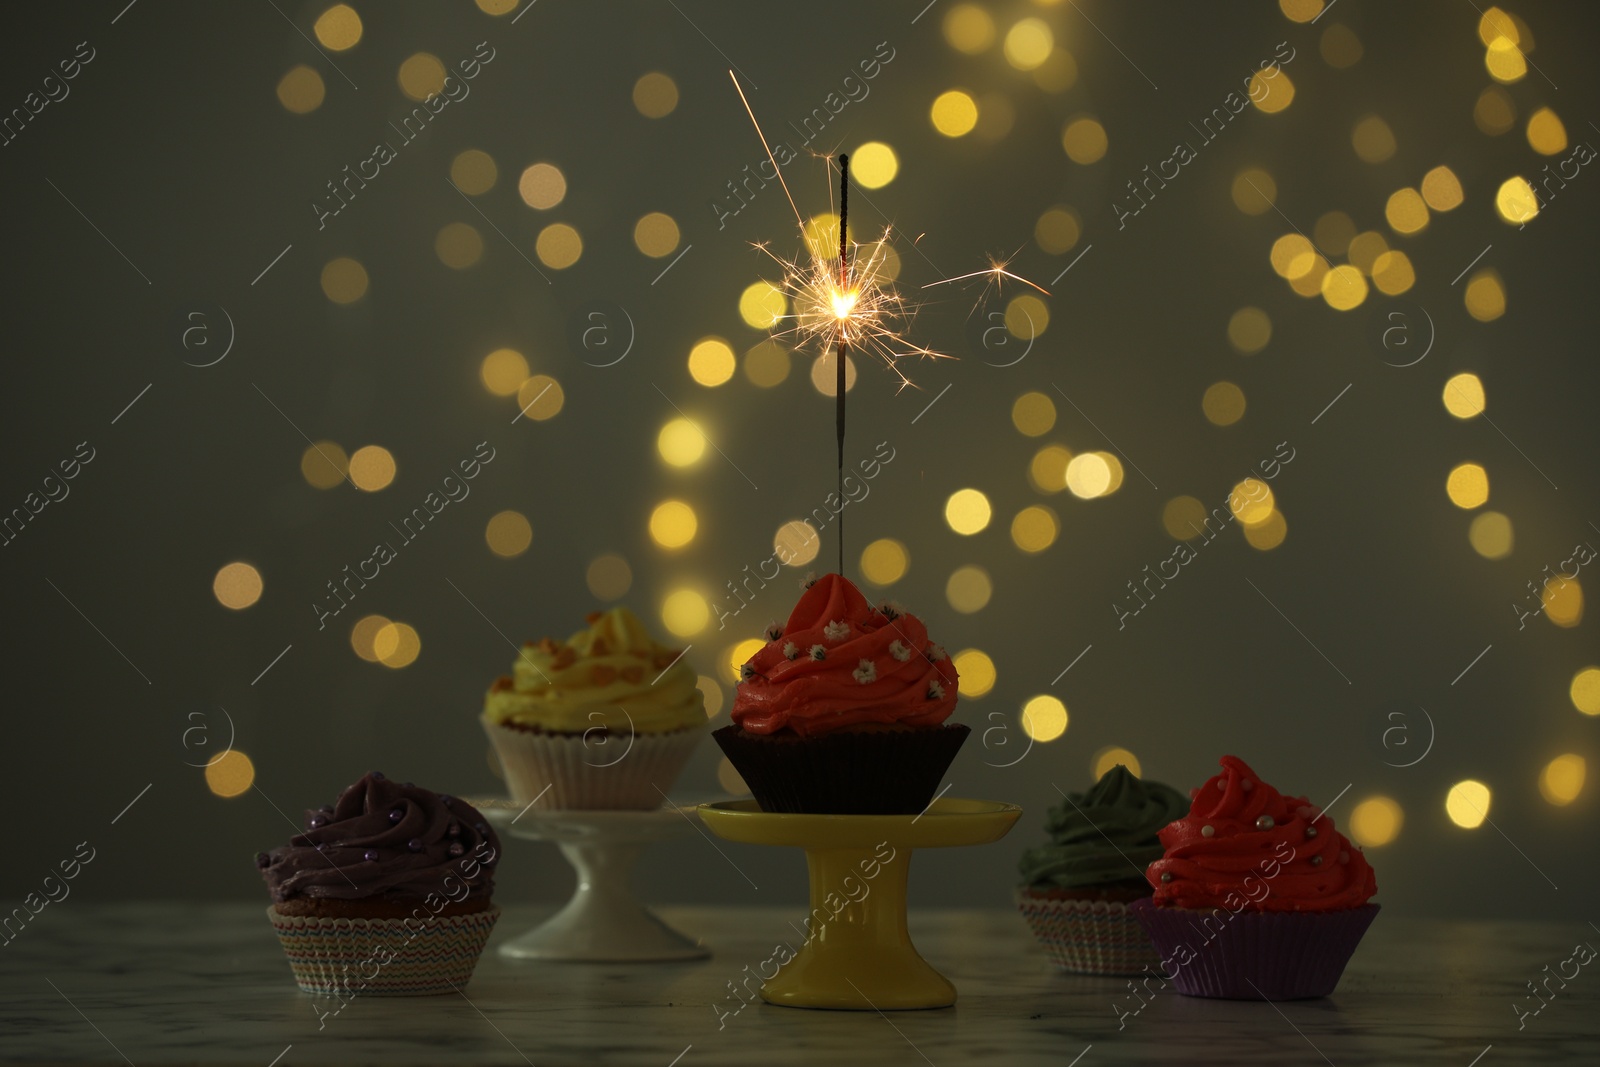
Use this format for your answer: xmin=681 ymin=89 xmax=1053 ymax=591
xmin=397 ymin=53 xmax=447 ymax=101
xmin=1066 ymin=453 xmax=1113 ymax=499
xmin=931 ymin=90 xmax=979 ymax=137
xmin=1163 ymin=496 xmax=1208 ymax=540
xmin=1231 ymin=168 xmax=1276 ymax=215
xmin=1270 ymin=234 xmax=1314 ymax=278
xmin=1227 ymin=307 xmax=1272 ymax=354
xmin=1477 ymin=6 xmax=1520 ymax=46
xmin=1468 ymin=511 xmax=1514 ymax=559
xmin=1526 ymin=107 xmax=1567 ymax=155
xmin=860 ymin=539 xmax=909 ymax=586
xmin=738 ymin=281 xmax=787 ymax=330
xmin=945 ymin=489 xmax=992 ymax=535
xmin=1249 ymin=68 xmax=1294 ymax=113
xmin=435 ymin=222 xmax=484 ymax=269
xmin=1321 ymin=264 xmax=1369 ymax=311
xmin=1203 ymin=381 xmax=1246 ymax=426
xmin=1313 ymin=212 xmax=1356 ymax=257
xmin=586 ymin=554 xmax=632 ymax=601
xmin=350 ymin=614 xmax=390 ymax=663
xmin=1012 ymin=392 xmax=1057 ymax=436
xmin=1244 ymin=509 xmax=1288 ymax=551
xmin=313 ymin=5 xmax=363 ymax=51
xmin=662 ymin=589 xmax=710 ymax=637
xmin=1385 ymin=188 xmax=1429 ymax=235
xmin=725 ymin=639 xmax=766 ymax=685
xmin=1485 ymin=38 xmax=1527 ymax=83
xmin=1288 ymin=254 xmax=1331 ymax=297
xmin=1446 ymin=462 xmax=1489 ymax=509
xmin=1021 ymin=695 xmax=1068 ymax=743
xmin=801 ymin=213 xmax=850 ymax=260
xmin=480 ymin=348 xmax=529 ymax=397
xmin=809 ymin=351 xmax=858 ymax=396
xmin=698 ymin=675 xmax=724 ymax=719
xmin=633 ymin=213 xmax=680 ymax=258
xmin=213 ymin=562 xmax=263 ymax=610
xmin=1061 ymin=117 xmax=1107 ymax=164
xmin=1279 ymin=0 xmax=1323 ymax=22
xmin=1371 ymin=251 xmax=1416 ymax=295
xmin=1347 ymin=231 xmax=1390 ymax=274
xmin=716 ymin=755 xmax=749 ymax=795
xmin=1097 ymin=453 xmax=1125 ymax=495
xmin=1010 ymin=506 xmax=1059 ymax=553
xmin=1229 ymin=478 xmax=1275 ymax=526
xmin=375 ymin=621 xmax=421 ymax=669
xmin=1542 ymin=577 xmax=1583 ymax=628
xmin=518 ymin=163 xmax=567 ymax=209
xmin=485 ymin=510 xmax=532 ymax=558
xmin=1540 ymin=754 xmax=1586 ymax=806
xmin=1464 ymin=271 xmax=1506 ymax=321
xmin=206 ymin=749 xmax=255 ymax=798
xmin=1570 ymin=667 xmax=1600 ymax=716
xmin=348 ymin=445 xmax=396 ymax=491
xmin=774 ymin=520 xmax=820 ymax=567
xmin=277 ymin=66 xmax=325 ymax=114
xmin=476 ymin=0 xmax=520 ymax=15
xmin=1004 ymin=18 xmax=1053 ymax=70
xmin=1029 ymin=445 xmax=1071 ymax=494
xmin=1443 ymin=373 xmax=1486 ymax=419
xmin=1474 ymin=86 xmax=1516 ymax=135
xmin=649 ymin=499 xmax=698 ymax=549
xmin=516 ymin=374 xmax=564 ymax=420
xmin=1445 ymin=779 xmax=1491 ymax=829
xmin=953 ymin=648 xmax=995 ymax=698
xmin=743 ymin=340 xmax=790 ymax=387
xmin=1006 ymin=294 xmax=1050 ymax=338
xmin=946 ymin=565 xmax=993 ymax=613
xmin=1352 ymin=115 xmax=1396 ymax=163
xmin=535 ymin=224 xmax=583 ymax=269
xmin=688 ymin=338 xmax=736 ymax=387
xmin=1320 ymin=22 xmax=1363 ymax=68
xmin=633 ymin=72 xmax=678 ymax=118
xmin=300 ymin=441 xmax=349 ymax=489
xmin=1421 ymin=166 xmax=1464 ymax=211
xmin=1092 ymin=746 xmax=1141 ymax=780
xmin=320 ymin=257 xmax=368 ymax=303
xmin=657 ymin=418 xmax=706 ymax=467
xmin=943 ymin=3 xmax=996 ymax=53
xmin=1035 ymin=206 xmax=1082 ymax=253
xmin=451 ymin=149 xmax=498 ymax=195
xmin=975 ymin=90 xmax=1018 ymax=140
xmin=851 ymin=142 xmax=899 ymax=188
xmin=1349 ymin=796 xmax=1403 ymax=847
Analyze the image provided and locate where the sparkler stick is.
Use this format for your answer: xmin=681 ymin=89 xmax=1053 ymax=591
xmin=836 ymin=153 xmax=849 ymax=575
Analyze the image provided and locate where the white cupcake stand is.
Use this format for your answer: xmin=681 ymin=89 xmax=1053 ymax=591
xmin=472 ymin=798 xmax=710 ymax=962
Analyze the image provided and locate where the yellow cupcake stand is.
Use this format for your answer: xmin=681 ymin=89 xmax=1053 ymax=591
xmin=698 ymin=797 xmax=1021 ymax=1010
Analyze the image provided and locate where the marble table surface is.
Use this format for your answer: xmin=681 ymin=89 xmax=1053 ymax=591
xmin=2 ymin=904 xmax=1595 ymax=1066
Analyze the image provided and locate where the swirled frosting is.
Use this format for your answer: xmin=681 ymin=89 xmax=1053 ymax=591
xmin=258 ymin=773 xmax=499 ymax=904
xmin=1146 ymin=755 xmax=1377 ymax=913
xmin=481 ymin=607 xmax=703 ymax=733
xmin=1018 ymin=765 xmax=1188 ymax=889
xmin=730 ymin=573 xmax=958 ymax=738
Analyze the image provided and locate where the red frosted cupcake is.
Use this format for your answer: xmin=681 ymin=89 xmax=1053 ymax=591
xmin=1128 ymin=755 xmax=1378 ymax=1000
xmin=713 ymin=573 xmax=967 ymax=813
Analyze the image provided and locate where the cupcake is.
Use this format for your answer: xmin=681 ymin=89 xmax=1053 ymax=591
xmin=1129 ymin=755 xmax=1379 ymax=1000
xmin=1016 ymin=764 xmax=1188 ymax=975
xmin=482 ymin=606 xmax=706 ymax=810
xmin=713 ymin=572 xmax=967 ymax=814
xmin=260 ymin=772 xmax=501 ymax=996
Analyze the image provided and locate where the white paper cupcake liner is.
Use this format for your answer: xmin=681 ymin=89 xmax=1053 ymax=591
xmin=267 ymin=905 xmax=499 ymax=996
xmin=483 ymin=719 xmax=706 ymax=810
xmin=1016 ymin=889 xmax=1163 ymax=976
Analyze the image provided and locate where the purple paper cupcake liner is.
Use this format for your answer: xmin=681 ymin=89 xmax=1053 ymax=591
xmin=1016 ymin=890 xmax=1162 ymax=976
xmin=1129 ymin=898 xmax=1379 ymax=1000
xmin=713 ymin=723 xmax=969 ymax=814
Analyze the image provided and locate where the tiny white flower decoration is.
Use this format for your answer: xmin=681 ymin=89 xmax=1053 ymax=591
xmin=853 ymin=659 xmax=877 ymax=684
xmin=925 ymin=643 xmax=947 ymax=662
xmin=809 ymin=644 xmax=827 ymax=661
xmin=888 ymin=640 xmax=912 ymax=662
xmin=764 ymin=620 xmax=784 ymax=641
xmin=799 ymin=571 xmax=818 ymax=590
xmin=927 ymin=680 xmax=945 ymax=700
xmin=739 ymin=663 xmax=757 ymax=681
xmin=876 ymin=600 xmax=903 ymax=620
xmin=822 ymin=620 xmax=850 ymax=642
xmin=782 ymin=641 xmax=799 ymax=661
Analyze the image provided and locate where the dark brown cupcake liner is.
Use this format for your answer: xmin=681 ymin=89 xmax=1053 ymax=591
xmin=1129 ymin=898 xmax=1379 ymax=1000
xmin=713 ymin=723 xmax=970 ymax=814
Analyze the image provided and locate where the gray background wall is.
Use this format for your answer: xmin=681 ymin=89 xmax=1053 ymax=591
xmin=2 ymin=1 xmax=1596 ymax=920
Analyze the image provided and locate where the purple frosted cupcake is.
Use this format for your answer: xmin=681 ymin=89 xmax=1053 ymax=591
xmin=259 ymin=772 xmax=501 ymax=996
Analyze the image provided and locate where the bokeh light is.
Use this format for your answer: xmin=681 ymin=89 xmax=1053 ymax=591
xmin=1385 ymin=188 xmax=1429 ymax=235
xmin=1279 ymin=0 xmax=1323 ymax=22
xmin=738 ymin=281 xmax=786 ymax=330
xmin=1021 ymin=695 xmax=1067 ymax=743
xmin=320 ymin=257 xmax=368 ymax=303
xmin=931 ymin=90 xmax=978 ymax=137
xmin=633 ymin=213 xmax=680 ymax=258
xmin=1314 ymin=212 xmax=1357 ymax=256
xmin=946 ymin=565 xmax=992 ymax=613
xmin=1464 ymin=271 xmax=1507 ymax=321
xmin=860 ymin=539 xmax=908 ymax=586
xmin=1526 ymin=107 xmax=1567 ymax=155
xmin=809 ymin=351 xmax=857 ymax=396
xmin=1468 ymin=512 xmax=1514 ymax=559
xmin=1570 ymin=667 xmax=1600 ymax=716
xmin=451 ymin=149 xmax=498 ymax=195
xmin=348 ymin=445 xmax=396 ymax=491
xmin=1248 ymin=68 xmax=1294 ymax=113
xmin=485 ymin=510 xmax=532 ymax=558
xmin=717 ymin=756 xmax=748 ymax=795
xmin=1421 ymin=166 xmax=1464 ymax=211
xmin=1035 ymin=207 xmax=1081 ymax=253
xmin=698 ymin=676 xmax=724 ymax=719
xmin=435 ymin=223 xmax=483 ymax=269
xmin=1092 ymin=746 xmax=1141 ymax=780
xmin=1010 ymin=506 xmax=1058 ymax=553
xmin=725 ymin=638 xmax=766 ymax=684
xmin=1352 ymin=115 xmax=1396 ymax=162
xmin=657 ymin=418 xmax=706 ymax=467
xmin=633 ymin=72 xmax=678 ymax=118
xmin=688 ymin=338 xmax=736 ymax=386
xmin=1539 ymin=754 xmax=1586 ymax=806
xmin=350 ymin=614 xmax=389 ymax=663
xmin=213 ymin=562 xmax=262 ymax=610
xmin=1349 ymin=796 xmax=1403 ymax=847
xmin=1542 ymin=577 xmax=1583 ymax=628
xmin=1061 ymin=117 xmax=1107 ymax=164
xmin=1270 ymin=233 xmax=1314 ymax=278
xmin=1443 ymin=373 xmax=1486 ymax=419
xmin=1445 ymin=779 xmax=1491 ymax=829
xmin=1228 ymin=307 xmax=1272 ymax=354
xmin=1320 ymin=22 xmax=1363 ymax=67
xmin=952 ymin=649 xmax=995 ymax=698
xmin=743 ymin=340 xmax=790 ymax=386
xmin=518 ymin=163 xmax=567 ymax=209
xmin=1446 ymin=463 xmax=1489 ymax=509
xmin=851 ymin=142 xmax=899 ymax=188
xmin=1321 ymin=264 xmax=1369 ymax=310
xmin=1229 ymin=478 xmax=1275 ymax=526
xmin=205 ymin=749 xmax=255 ymax=798
xmin=313 ymin=5 xmax=362 ymax=51
xmin=943 ymin=4 xmax=996 ymax=53
xmin=1371 ymin=251 xmax=1416 ymax=295
xmin=649 ymin=500 xmax=697 ymax=549
xmin=1474 ymin=86 xmax=1516 ymax=135
xmin=1029 ymin=445 xmax=1071 ymax=494
xmin=1012 ymin=392 xmax=1056 ymax=436
xmin=1163 ymin=496 xmax=1208 ymax=540
xmin=586 ymin=554 xmax=632 ymax=601
xmin=1496 ymin=177 xmax=1539 ymax=226
xmin=1202 ymin=382 xmax=1246 ymax=426
xmin=300 ymin=441 xmax=348 ymax=489
xmin=774 ymin=520 xmax=820 ymax=567
xmin=1066 ymin=453 xmax=1113 ymax=499
xmin=516 ymin=374 xmax=564 ymax=420
xmin=397 ymin=53 xmax=447 ymax=101
xmin=1003 ymin=18 xmax=1053 ymax=70
xmin=1243 ymin=509 xmax=1288 ymax=551
xmin=375 ymin=622 xmax=421 ymax=668
xmin=535 ymin=224 xmax=582 ymax=269
xmin=1485 ymin=38 xmax=1527 ymax=83
xmin=277 ymin=66 xmax=325 ymax=114
xmin=662 ymin=590 xmax=710 ymax=637
xmin=1231 ymin=168 xmax=1276 ymax=215
xmin=1006 ymin=295 xmax=1050 ymax=338
xmin=945 ymin=489 xmax=992 ymax=534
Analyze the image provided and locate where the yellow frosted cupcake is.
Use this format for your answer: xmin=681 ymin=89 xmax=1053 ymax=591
xmin=481 ymin=607 xmax=706 ymax=810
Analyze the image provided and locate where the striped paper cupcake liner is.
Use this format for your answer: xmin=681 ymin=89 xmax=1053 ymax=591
xmin=1016 ymin=890 xmax=1163 ymax=976
xmin=485 ymin=720 xmax=706 ymax=810
xmin=267 ymin=905 xmax=500 ymax=997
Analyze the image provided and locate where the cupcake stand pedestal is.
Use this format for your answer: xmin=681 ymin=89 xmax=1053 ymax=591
xmin=698 ymin=797 xmax=1021 ymax=1010
xmin=475 ymin=800 xmax=710 ymax=962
